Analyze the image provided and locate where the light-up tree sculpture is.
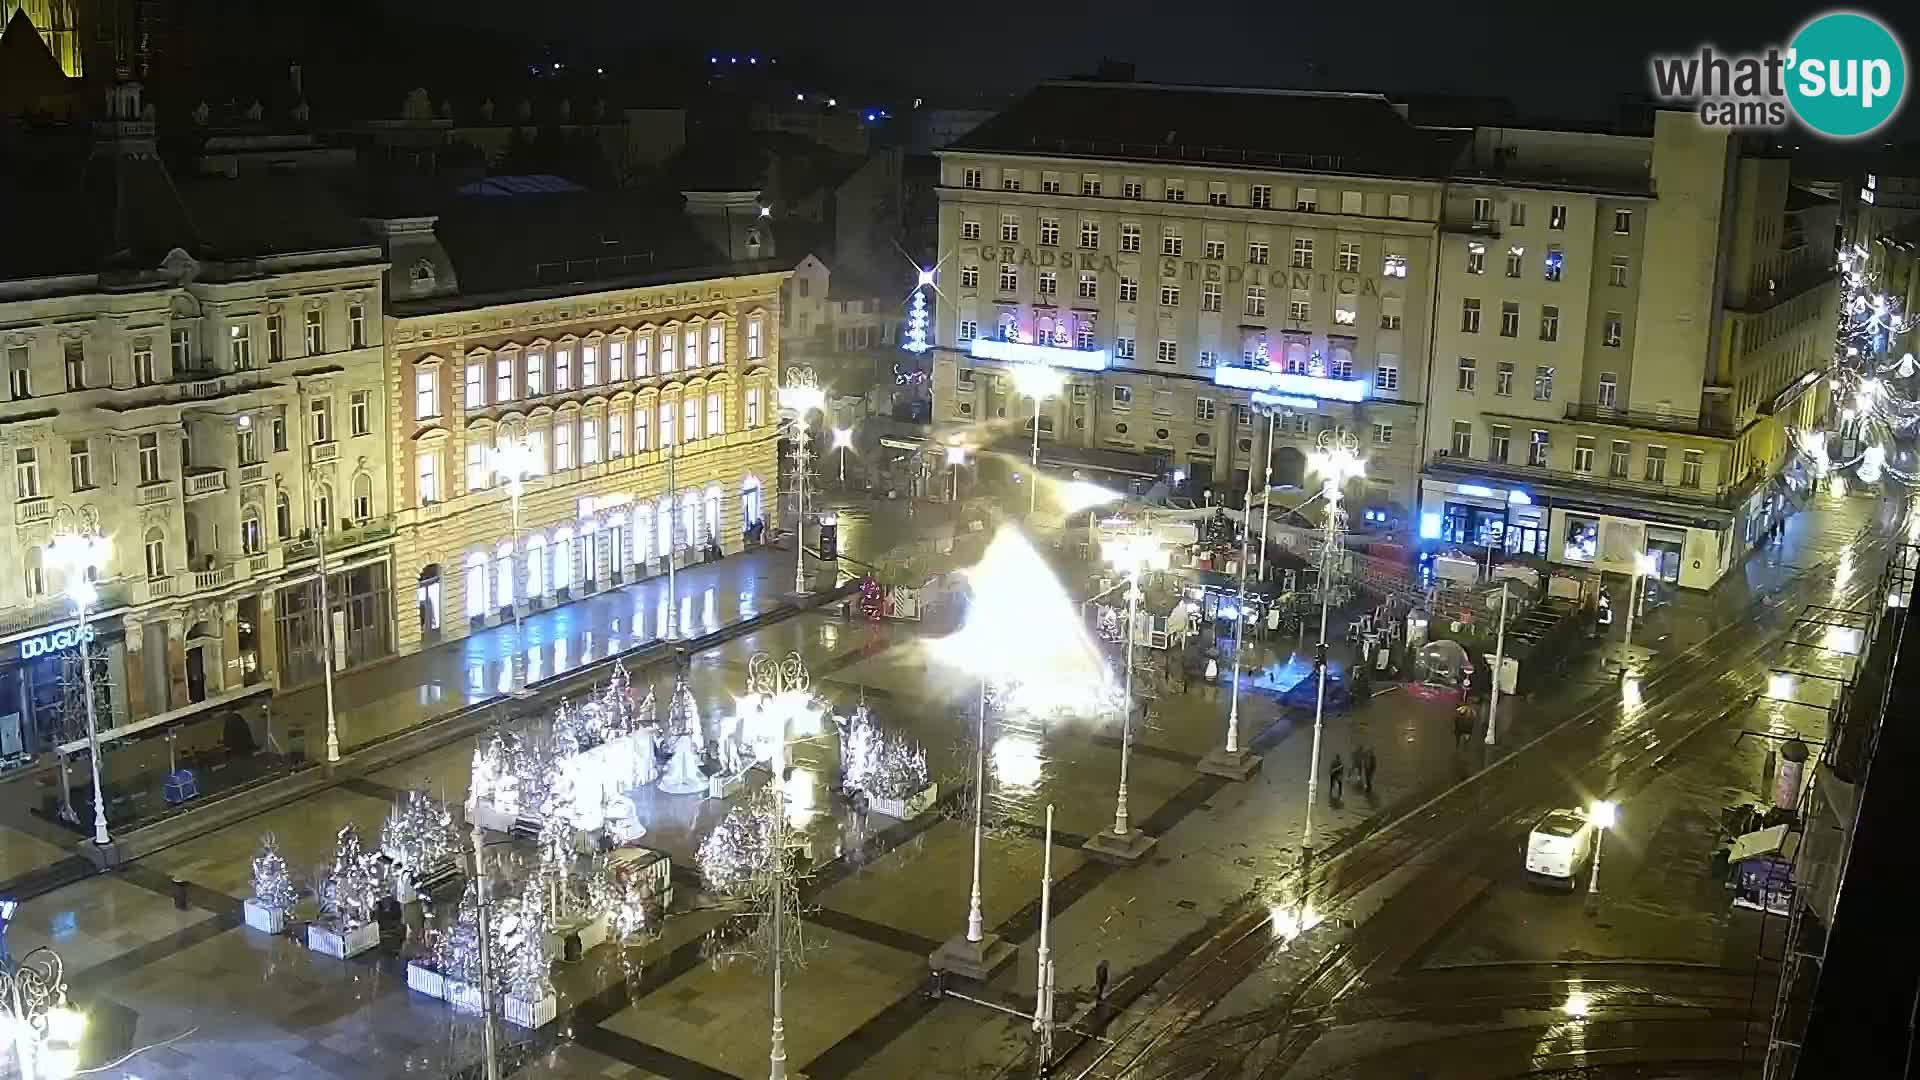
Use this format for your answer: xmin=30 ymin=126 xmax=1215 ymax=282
xmin=1010 ymin=362 xmax=1066 ymax=516
xmin=44 ymin=532 xmax=112 ymax=846
xmin=1085 ymin=528 xmax=1168 ymax=862
xmin=491 ymin=437 xmax=541 ymax=696
xmin=1302 ymin=432 xmax=1364 ymax=851
xmin=781 ymin=368 xmax=826 ymax=595
xmin=903 ymin=268 xmax=933 ymax=355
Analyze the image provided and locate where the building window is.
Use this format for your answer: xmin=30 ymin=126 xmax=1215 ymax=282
xmin=1533 ymin=365 xmax=1556 ymax=401
xmin=960 ymin=265 xmax=980 ymax=290
xmin=1383 ymin=250 xmax=1407 ymax=277
xmin=1121 ymin=224 xmax=1141 ymax=252
xmin=1466 ymin=243 xmax=1486 ymax=274
xmin=1246 ymin=286 xmax=1267 ymax=317
xmin=1609 ymin=256 xmax=1630 ymax=287
xmin=1574 ymin=436 xmax=1595 ymax=472
xmin=1461 ymin=298 xmax=1481 ymax=333
xmin=582 ymin=343 xmax=600 ymax=385
xmin=1544 ymin=246 xmax=1565 ymax=282
xmin=659 ymin=402 xmax=676 ymax=447
xmin=1372 ymin=422 xmax=1393 ymax=446
xmin=1456 ymin=356 xmax=1477 ymax=392
xmin=1001 ymin=214 xmax=1019 ymax=243
xmin=963 ymin=167 xmax=982 ymax=189
xmin=352 ymin=474 xmax=372 ymax=521
xmin=1603 ymin=313 xmax=1623 ymax=347
xmin=636 ymin=404 xmax=652 ymax=448
xmin=1380 ymin=297 xmax=1402 ymax=330
xmin=1472 ymin=197 xmax=1492 ymax=223
xmin=526 ymin=351 xmax=546 ymax=395
xmin=1081 ymin=174 xmax=1102 ymax=196
xmin=1078 ymin=272 xmax=1098 ymax=300
xmin=1289 ymin=299 xmax=1310 ymax=322
xmin=1598 ymin=372 xmax=1618 ymax=407
xmin=417 ymin=450 xmax=440 ymax=503
xmin=67 ymin=438 xmax=93 ymax=491
xmin=59 ymin=340 xmax=85 ymax=391
xmin=1202 ymin=281 xmax=1222 ymax=312
xmin=266 ymin=314 xmax=284 ymax=361
xmin=466 ymin=443 xmax=488 ymax=492
xmin=962 ymin=220 xmax=981 ymax=241
xmin=1000 ymin=265 xmax=1018 ymax=292
xmin=707 ymin=392 xmax=724 ymax=437
xmin=1041 ymin=173 xmax=1062 ymax=194
xmin=1375 ymin=362 xmax=1399 ymax=392
xmin=1564 ymin=515 xmax=1598 ymax=560
xmin=1505 ymin=246 xmax=1524 ymax=278
xmin=1645 ymin=444 xmax=1666 ymax=482
xmin=1249 ymin=185 xmax=1273 ymax=209
xmin=1039 ymin=218 xmax=1059 ymax=246
xmin=171 ymin=328 xmax=192 ymax=371
xmin=1195 ymin=397 xmax=1215 ymax=421
xmin=1077 ymin=322 xmax=1096 ymax=351
xmin=1162 ymin=229 xmax=1183 ymax=257
xmin=1124 ymin=178 xmax=1143 ymax=199
xmin=465 ymin=361 xmax=486 ymax=408
xmin=1334 ymin=295 xmax=1357 ymax=325
xmin=130 ymin=341 xmax=153 ymax=387
xmin=1450 ymin=420 xmax=1472 ymax=456
xmin=351 ymin=390 xmax=371 ymax=435
xmin=275 ymin=491 xmax=292 ymax=539
xmin=1295 ymin=188 xmax=1318 ymax=212
xmin=1528 ymin=429 xmax=1549 ymax=466
xmin=555 ymin=421 xmax=574 ymax=469
xmin=1495 ymin=361 xmax=1514 ymax=397
xmin=1609 ymin=440 xmax=1630 ymax=478
xmin=746 ymin=317 xmax=764 ymax=359
xmin=1337 ymin=242 xmax=1360 ymax=272
xmin=1499 ymin=301 xmax=1520 ymax=337
xmin=1116 ymin=337 xmax=1135 ymax=359
xmin=1156 ymin=340 xmax=1179 ymax=364
xmin=1549 ymin=204 xmax=1568 ymax=230
xmin=609 ymin=411 xmax=626 ymax=458
xmin=1160 ymin=284 xmax=1180 ymax=307
xmin=13 ymin=448 xmax=38 ymax=498
xmin=415 ymin=369 xmax=440 ymax=419
xmin=1037 ymin=270 xmax=1057 ymax=297
xmin=1682 ymin=449 xmax=1704 ymax=488
xmin=1613 ymin=209 xmax=1633 ymax=234
xmin=958 ymin=320 xmax=978 ymax=342
xmin=144 ymin=528 xmax=166 ymax=578
xmin=1203 ymin=239 xmax=1226 ymax=260
xmin=310 ymin=396 xmax=332 ymax=443
xmin=1003 ymin=173 xmax=1022 ymax=192
xmin=1539 ymin=306 xmax=1560 ymax=342
xmin=1248 ymin=241 xmax=1270 ymax=265
xmin=304 ymin=308 xmax=324 ymax=354
xmin=1164 ymin=179 xmax=1185 ymax=202
xmin=555 ymin=346 xmax=573 ymax=390
xmin=272 ymin=406 xmax=288 ymax=452
xmin=1119 ymin=276 xmax=1138 ymax=302
xmin=1489 ymin=425 xmax=1511 ymax=463
xmin=1291 ymin=237 xmax=1313 ymax=268
xmin=583 ymin=418 xmax=600 ymax=463
xmin=1109 ymin=385 xmax=1136 ymax=411
xmin=349 ymin=303 xmax=367 ymax=348
xmin=225 ymin=324 xmax=254 ymax=370
xmin=1509 ymin=200 xmax=1527 ymax=226
xmin=1207 ymin=183 xmax=1228 ymax=206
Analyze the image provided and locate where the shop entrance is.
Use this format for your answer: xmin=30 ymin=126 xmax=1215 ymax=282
xmin=417 ymin=564 xmax=443 ymax=640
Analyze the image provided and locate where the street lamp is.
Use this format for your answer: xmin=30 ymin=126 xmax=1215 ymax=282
xmin=1588 ymin=799 xmax=1618 ymax=895
xmin=44 ymin=532 xmax=112 ymax=847
xmin=1 ymin=946 xmax=85 ymax=1080
xmin=1086 ymin=530 xmax=1168 ymax=861
xmin=1623 ymin=552 xmax=1658 ymax=650
xmin=490 ymin=438 xmax=541 ymax=696
xmin=1009 ymin=363 xmax=1066 ymax=516
xmin=780 ymin=368 xmax=826 ymax=596
xmin=1485 ymin=582 xmax=1510 ymax=747
xmin=1253 ymin=405 xmax=1281 ymax=581
xmin=741 ymin=652 xmax=818 ymax=1080
xmin=831 ymin=427 xmax=853 ymax=485
xmin=1301 ymin=433 xmax=1364 ymax=851
xmin=945 ymin=443 xmax=968 ymax=504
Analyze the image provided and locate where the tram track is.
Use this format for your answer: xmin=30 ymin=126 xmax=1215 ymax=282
xmin=1067 ymin=526 xmax=1890 ymax=1080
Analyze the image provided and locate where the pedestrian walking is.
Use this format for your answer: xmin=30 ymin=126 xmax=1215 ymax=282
xmin=1360 ymin=747 xmax=1377 ymax=793
xmin=1329 ymin=754 xmax=1345 ymax=803
xmin=1094 ymin=958 xmax=1110 ymax=1001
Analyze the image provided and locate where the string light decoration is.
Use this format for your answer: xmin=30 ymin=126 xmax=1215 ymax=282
xmin=381 ymin=791 xmax=460 ymax=876
xmin=319 ymin=823 xmax=385 ymax=930
xmin=250 ymin=833 xmax=299 ymax=912
xmin=839 ymin=705 xmax=930 ymax=801
xmin=903 ymin=268 xmax=933 ymax=354
xmin=1800 ymin=242 xmax=1920 ymax=488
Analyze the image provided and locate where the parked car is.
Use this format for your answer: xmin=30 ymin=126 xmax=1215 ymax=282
xmin=1524 ymin=809 xmax=1596 ymax=891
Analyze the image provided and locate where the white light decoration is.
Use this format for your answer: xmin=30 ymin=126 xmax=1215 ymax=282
xmin=903 ymin=272 xmax=931 ymax=355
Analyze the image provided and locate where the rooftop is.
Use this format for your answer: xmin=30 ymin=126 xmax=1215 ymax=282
xmin=946 ymin=81 xmax=1465 ymax=180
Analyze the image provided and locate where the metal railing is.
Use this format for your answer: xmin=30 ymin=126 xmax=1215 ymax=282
xmin=1563 ymin=401 xmax=1736 ymax=437
xmin=0 ymin=580 xmax=133 ymax=637
xmin=184 ymin=470 xmax=228 ymax=497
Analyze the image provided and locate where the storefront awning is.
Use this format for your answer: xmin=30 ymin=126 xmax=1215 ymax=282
xmin=57 ymin=684 xmax=273 ymax=755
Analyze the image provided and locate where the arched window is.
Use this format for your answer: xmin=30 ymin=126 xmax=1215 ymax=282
xmin=241 ymin=504 xmax=264 ymax=554
xmin=410 ymin=259 xmax=437 ymax=291
xmin=494 ymin=541 xmax=514 ymax=610
xmin=144 ymin=528 xmax=167 ymax=578
xmin=526 ymin=533 xmax=547 ymax=597
xmin=464 ymin=551 xmax=487 ymax=618
xmin=680 ymin=490 xmax=702 ymax=547
xmin=275 ymin=491 xmax=292 ymax=539
xmin=23 ymin=546 xmax=46 ymax=598
xmin=352 ymin=473 xmax=374 ymax=521
xmin=311 ymin=482 xmax=333 ymax=535
xmin=741 ymin=476 xmax=764 ymax=526
xmin=552 ymin=526 xmax=575 ymax=591
xmin=632 ymin=503 xmax=653 ymax=563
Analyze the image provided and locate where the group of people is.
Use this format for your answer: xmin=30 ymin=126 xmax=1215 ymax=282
xmin=1327 ymin=745 xmax=1378 ymax=803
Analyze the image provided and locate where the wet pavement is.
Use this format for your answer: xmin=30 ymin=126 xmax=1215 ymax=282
xmin=0 ymin=492 xmax=1896 ymax=1080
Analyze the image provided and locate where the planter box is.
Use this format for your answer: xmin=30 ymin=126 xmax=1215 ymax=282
xmin=547 ymin=913 xmax=610 ymax=960
xmin=707 ymin=772 xmax=747 ymax=800
xmin=242 ymin=898 xmax=288 ymax=935
xmin=505 ymin=991 xmax=558 ymax=1029
xmin=445 ymin=978 xmax=483 ymax=1014
xmin=406 ymin=962 xmax=446 ymax=1000
xmin=868 ymin=783 xmax=939 ymax=822
xmin=306 ymin=919 xmax=380 ymax=960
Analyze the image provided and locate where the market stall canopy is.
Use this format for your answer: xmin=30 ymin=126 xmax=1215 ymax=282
xmin=1728 ymin=824 xmax=1792 ymax=864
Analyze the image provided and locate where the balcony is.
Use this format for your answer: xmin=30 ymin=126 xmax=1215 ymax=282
xmin=0 ymin=580 xmax=133 ymax=638
xmin=309 ymin=441 xmax=339 ymax=464
xmin=1442 ymin=217 xmax=1502 ymax=238
xmin=280 ymin=515 xmax=396 ymax=565
xmin=1562 ymin=402 xmax=1736 ymax=438
xmin=14 ymin=496 xmax=51 ymax=526
xmin=184 ymin=468 xmax=228 ymax=499
xmin=1212 ymin=359 xmax=1370 ymax=403
xmin=137 ymin=480 xmax=177 ymax=505
xmin=239 ymin=462 xmax=267 ymax=486
xmin=1427 ymin=452 xmax=1750 ymax=510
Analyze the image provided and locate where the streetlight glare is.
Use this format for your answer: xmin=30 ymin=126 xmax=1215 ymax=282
xmin=1010 ymin=362 xmax=1066 ymax=401
xmin=945 ymin=445 xmax=968 ymax=466
xmin=831 ymin=427 xmax=854 ymax=450
xmin=1635 ymin=552 xmax=1659 ymax=576
xmin=780 ymin=384 xmax=827 ymax=415
xmin=1058 ymin=480 xmax=1122 ymax=514
xmin=1589 ymin=800 xmax=1618 ymax=829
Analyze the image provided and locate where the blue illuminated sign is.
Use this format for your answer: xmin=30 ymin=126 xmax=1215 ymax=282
xmin=969 ymin=339 xmax=1109 ymax=371
xmin=1212 ymin=365 xmax=1369 ymax=402
xmin=19 ymin=624 xmax=95 ymax=660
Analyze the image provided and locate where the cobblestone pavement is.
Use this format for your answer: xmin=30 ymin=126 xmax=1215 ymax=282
xmin=0 ymin=494 xmax=1886 ymax=1080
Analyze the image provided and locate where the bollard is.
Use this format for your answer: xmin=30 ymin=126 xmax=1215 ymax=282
xmin=171 ymin=878 xmax=189 ymax=910
xmin=563 ymin=931 xmax=583 ymax=963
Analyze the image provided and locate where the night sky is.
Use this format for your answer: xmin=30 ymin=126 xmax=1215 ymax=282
xmin=401 ymin=0 xmax=1920 ymax=133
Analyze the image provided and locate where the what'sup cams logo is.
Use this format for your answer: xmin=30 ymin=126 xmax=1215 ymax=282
xmin=1649 ymin=10 xmax=1907 ymax=139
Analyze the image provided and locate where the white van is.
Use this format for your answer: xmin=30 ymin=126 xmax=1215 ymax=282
xmin=1524 ymin=809 xmax=1597 ymax=890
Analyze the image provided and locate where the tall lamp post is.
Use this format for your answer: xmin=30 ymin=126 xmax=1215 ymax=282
xmin=945 ymin=443 xmax=968 ymax=503
xmin=490 ymin=438 xmax=540 ymax=696
xmin=1198 ymin=455 xmax=1266 ymax=782
xmin=0 ymin=946 xmax=87 ymax=1080
xmin=1086 ymin=530 xmax=1168 ymax=861
xmin=1485 ymin=581 xmax=1510 ymax=747
xmin=1254 ymin=404 xmax=1281 ymax=581
xmin=832 ymin=427 xmax=853 ymax=486
xmin=1009 ymin=363 xmax=1066 ymax=516
xmin=780 ymin=367 xmax=826 ymax=596
xmin=741 ymin=652 xmax=817 ymax=1080
xmin=1622 ymin=552 xmax=1658 ymax=651
xmin=1588 ymin=799 xmax=1618 ymax=895
xmin=45 ymin=533 xmax=112 ymax=847
xmin=1301 ymin=432 xmax=1364 ymax=851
